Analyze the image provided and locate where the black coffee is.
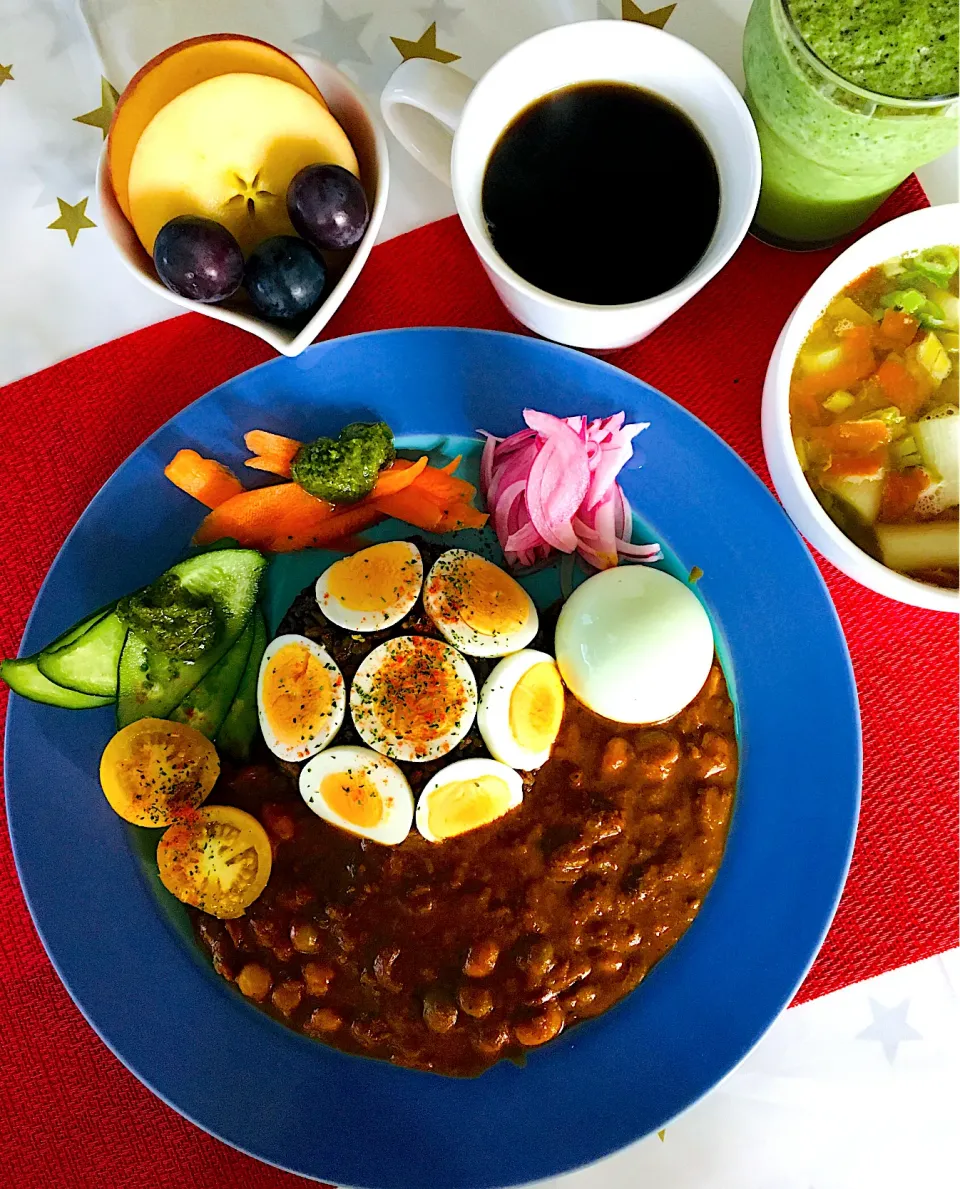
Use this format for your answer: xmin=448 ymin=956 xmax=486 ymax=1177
xmin=481 ymin=82 xmax=720 ymax=305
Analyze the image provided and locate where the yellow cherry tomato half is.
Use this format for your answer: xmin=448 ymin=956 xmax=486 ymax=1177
xmin=99 ymin=717 xmax=219 ymax=827
xmin=157 ymin=805 xmax=272 ymax=919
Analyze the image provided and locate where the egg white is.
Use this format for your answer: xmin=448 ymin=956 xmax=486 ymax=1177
xmin=477 ymin=649 xmax=563 ymax=770
xmin=315 ymin=540 xmax=423 ymax=633
xmin=554 ymin=566 xmax=714 ymax=724
xmin=256 ymin=633 xmax=346 ymax=762
xmin=416 ymin=757 xmax=524 ymax=843
xmin=299 ymin=746 xmax=414 ymax=845
xmin=423 ymin=549 xmax=538 ymax=658
xmin=349 ymin=634 xmax=478 ymax=763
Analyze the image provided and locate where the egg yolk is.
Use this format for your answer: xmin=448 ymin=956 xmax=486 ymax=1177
xmin=364 ymin=639 xmax=470 ymax=757
xmin=509 ymin=662 xmax=564 ymax=751
xmin=426 ymin=775 xmax=513 ymax=839
xmin=324 ymin=542 xmax=420 ymax=613
xmin=321 ymin=769 xmax=384 ymax=828
xmin=432 ymin=555 xmax=529 ymax=636
xmin=262 ymin=643 xmax=338 ymax=749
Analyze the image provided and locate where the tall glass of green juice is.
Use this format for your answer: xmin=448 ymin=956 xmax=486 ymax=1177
xmin=743 ymin=0 xmax=958 ymax=249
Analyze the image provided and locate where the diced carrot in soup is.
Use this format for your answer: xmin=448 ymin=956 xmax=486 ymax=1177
xmin=850 ymin=376 xmax=896 ymax=417
xmin=874 ymin=357 xmax=924 ymax=415
xmin=810 ymin=420 xmax=891 ymax=452
xmin=824 ymin=447 xmax=888 ymax=481
xmin=876 ymin=309 xmax=918 ymax=349
xmin=836 ymin=324 xmax=872 ymax=350
xmin=794 ymin=359 xmax=872 ymax=400
xmin=879 ymin=468 xmax=933 ymax=523
xmin=794 ymin=335 xmax=875 ymax=400
xmin=789 ymin=387 xmax=828 ymax=427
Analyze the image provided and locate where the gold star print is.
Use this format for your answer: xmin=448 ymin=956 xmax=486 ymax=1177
xmin=657 ymin=1129 xmax=666 ymax=1142
xmin=391 ymin=22 xmax=460 ymax=63
xmin=0 ymin=63 xmax=13 ymax=86
xmin=74 ymin=76 xmax=120 ymax=139
xmin=622 ymin=1 xmax=677 ymax=29
xmin=48 ymin=197 xmax=96 ymax=246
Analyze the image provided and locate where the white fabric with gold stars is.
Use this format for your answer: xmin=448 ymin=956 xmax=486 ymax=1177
xmin=0 ymin=3 xmax=957 ymax=1185
xmin=0 ymin=0 xmax=954 ymax=384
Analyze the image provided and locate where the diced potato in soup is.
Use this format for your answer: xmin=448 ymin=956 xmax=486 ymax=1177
xmin=789 ymin=244 xmax=960 ymax=589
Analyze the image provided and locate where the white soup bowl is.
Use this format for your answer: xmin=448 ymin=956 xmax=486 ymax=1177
xmin=762 ymin=203 xmax=960 ymax=613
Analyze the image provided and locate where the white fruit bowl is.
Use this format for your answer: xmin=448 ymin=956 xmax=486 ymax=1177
xmin=97 ymin=51 xmax=389 ymax=357
xmin=762 ymin=202 xmax=959 ymax=613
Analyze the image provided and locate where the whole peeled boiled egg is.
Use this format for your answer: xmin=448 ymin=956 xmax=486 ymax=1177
xmin=477 ymin=649 xmax=565 ymax=770
xmin=423 ymin=549 xmax=538 ymax=657
xmin=555 ymin=566 xmax=714 ymax=724
xmin=350 ymin=634 xmax=477 ymax=763
xmin=299 ymin=745 xmax=414 ymax=844
xmin=315 ymin=540 xmax=423 ymax=632
xmin=416 ymin=758 xmax=523 ymax=843
xmin=257 ymin=633 xmax=345 ymax=761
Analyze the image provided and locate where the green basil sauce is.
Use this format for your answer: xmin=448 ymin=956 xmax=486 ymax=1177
xmin=118 ymin=573 xmax=221 ymax=659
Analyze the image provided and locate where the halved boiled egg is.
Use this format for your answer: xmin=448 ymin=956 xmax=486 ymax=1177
xmin=423 ymin=549 xmax=538 ymax=657
xmin=315 ymin=540 xmax=423 ymax=632
xmin=477 ymin=649 xmax=565 ymax=770
xmin=416 ymin=757 xmax=523 ymax=842
xmin=299 ymin=746 xmax=414 ymax=845
xmin=257 ymin=633 xmax=345 ymax=762
xmin=350 ymin=634 xmax=477 ymax=762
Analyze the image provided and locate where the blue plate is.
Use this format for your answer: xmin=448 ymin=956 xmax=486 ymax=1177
xmin=5 ymin=329 xmax=860 ymax=1188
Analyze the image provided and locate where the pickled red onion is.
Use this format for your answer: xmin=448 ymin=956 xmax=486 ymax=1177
xmin=479 ymin=409 xmax=662 ymax=570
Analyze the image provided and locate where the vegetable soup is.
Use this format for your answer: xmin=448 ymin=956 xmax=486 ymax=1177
xmin=790 ymin=245 xmax=959 ymax=589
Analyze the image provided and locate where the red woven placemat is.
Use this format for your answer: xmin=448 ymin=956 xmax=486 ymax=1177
xmin=1 ymin=176 xmax=956 ymax=1187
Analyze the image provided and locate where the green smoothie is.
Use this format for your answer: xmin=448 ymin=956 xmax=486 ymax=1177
xmin=789 ymin=0 xmax=958 ymax=100
xmin=743 ymin=0 xmax=959 ymax=248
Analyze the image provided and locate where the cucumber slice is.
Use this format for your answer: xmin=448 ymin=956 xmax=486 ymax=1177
xmin=217 ymin=609 xmax=267 ymax=761
xmin=1 ymin=657 xmax=112 ymax=709
xmin=46 ymin=605 xmax=114 ymax=651
xmin=38 ymin=612 xmax=128 ymax=696
xmin=170 ymin=617 xmax=255 ymax=739
xmin=116 ymin=548 xmax=266 ymax=728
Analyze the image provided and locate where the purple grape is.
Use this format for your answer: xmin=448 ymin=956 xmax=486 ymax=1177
xmin=153 ymin=216 xmax=244 ymax=303
xmin=287 ymin=164 xmax=370 ymax=251
xmin=244 ymin=236 xmax=327 ymax=324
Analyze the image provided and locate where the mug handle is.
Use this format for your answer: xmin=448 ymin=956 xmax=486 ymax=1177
xmin=380 ymin=59 xmax=475 ymax=187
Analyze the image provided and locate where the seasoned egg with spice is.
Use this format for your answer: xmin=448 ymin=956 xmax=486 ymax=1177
xmin=257 ymin=634 xmax=345 ymax=761
xmin=315 ymin=540 xmax=423 ymax=632
xmin=299 ymin=746 xmax=414 ymax=845
xmin=350 ymin=634 xmax=477 ymax=763
xmin=423 ymin=549 xmax=538 ymax=657
xmin=416 ymin=758 xmax=523 ymax=842
xmin=477 ymin=650 xmax=565 ymax=770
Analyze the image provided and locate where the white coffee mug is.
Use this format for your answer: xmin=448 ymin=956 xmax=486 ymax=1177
xmin=381 ymin=20 xmax=760 ymax=351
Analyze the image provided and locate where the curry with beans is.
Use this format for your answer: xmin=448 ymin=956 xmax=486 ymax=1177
xmin=191 ymin=579 xmax=736 ymax=1076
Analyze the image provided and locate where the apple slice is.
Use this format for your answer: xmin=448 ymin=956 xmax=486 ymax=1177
xmin=108 ymin=34 xmax=328 ymax=222
xmin=128 ymin=73 xmax=360 ymax=257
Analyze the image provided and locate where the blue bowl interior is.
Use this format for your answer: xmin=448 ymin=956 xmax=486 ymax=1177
xmin=4 ymin=329 xmax=860 ymax=1189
